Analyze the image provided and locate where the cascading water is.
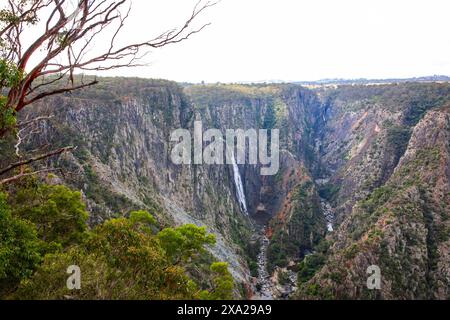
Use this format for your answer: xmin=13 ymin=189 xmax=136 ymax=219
xmin=320 ymin=198 xmax=334 ymax=232
xmin=316 ymin=179 xmax=335 ymax=232
xmin=230 ymin=154 xmax=248 ymax=215
xmin=256 ymin=231 xmax=273 ymax=300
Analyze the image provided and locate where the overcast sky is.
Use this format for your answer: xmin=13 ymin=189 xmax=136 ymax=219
xmin=99 ymin=0 xmax=450 ymax=83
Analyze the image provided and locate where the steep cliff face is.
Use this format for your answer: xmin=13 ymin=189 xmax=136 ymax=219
xmin=185 ymin=84 xmax=328 ymax=273
xmin=295 ymin=85 xmax=450 ymax=300
xmin=15 ymin=79 xmax=450 ymax=299
xmin=20 ymin=78 xmax=253 ymax=285
xmin=314 ymin=84 xmax=450 ymax=222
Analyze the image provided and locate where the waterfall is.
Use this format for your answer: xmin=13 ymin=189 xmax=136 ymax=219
xmin=320 ymin=198 xmax=334 ymax=232
xmin=231 ymin=154 xmax=248 ymax=215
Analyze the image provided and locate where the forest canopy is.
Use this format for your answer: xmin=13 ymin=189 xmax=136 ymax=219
xmin=0 ymin=177 xmax=234 ymax=300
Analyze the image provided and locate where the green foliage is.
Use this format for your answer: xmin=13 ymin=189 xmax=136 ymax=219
xmin=0 ymin=59 xmax=23 ymax=131
xmin=343 ymin=243 xmax=359 ymax=260
xmin=385 ymin=125 xmax=411 ymax=164
xmin=0 ymin=177 xmax=232 ymax=300
xmin=278 ymin=270 xmax=291 ymax=286
xmin=0 ymin=179 xmax=89 ymax=297
xmin=243 ymin=240 xmax=260 ymax=278
xmin=347 ymin=186 xmax=395 ymax=242
xmin=81 ymin=164 xmax=135 ymax=214
xmin=14 ymin=217 xmax=199 ymax=300
xmin=8 ymin=199 xmax=227 ymax=299
xmin=158 ymin=224 xmax=216 ymax=264
xmin=262 ymin=104 xmax=277 ymax=130
xmin=322 ymin=83 xmax=450 ymax=116
xmin=0 ymin=8 xmax=20 ymax=26
xmin=294 ymin=239 xmax=331 ymax=290
xmin=200 ymin=262 xmax=234 ymax=300
xmin=9 ymin=182 xmax=89 ymax=247
xmin=297 ymin=253 xmax=326 ymax=284
xmin=315 ymin=239 xmax=331 ymax=255
xmin=0 ymin=2 xmax=38 ymax=28
xmin=0 ymin=193 xmax=43 ymax=297
xmin=185 ymin=84 xmax=282 ymax=108
xmin=266 ymin=230 xmax=290 ymax=272
xmin=318 ymin=184 xmax=340 ymax=202
xmin=274 ymin=98 xmax=288 ymax=126
xmin=248 ymin=260 xmax=258 ymax=278
xmin=360 ymin=185 xmax=395 ymax=215
xmin=267 ymin=181 xmax=326 ymax=272
xmin=300 ymin=282 xmax=334 ymax=299
xmin=0 ymin=103 xmax=16 ymax=130
xmin=129 ymin=210 xmax=157 ymax=227
xmin=0 ymin=59 xmax=23 ymax=88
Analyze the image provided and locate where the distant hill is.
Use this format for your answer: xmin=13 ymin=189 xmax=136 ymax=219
xmin=228 ymin=75 xmax=450 ymax=86
xmin=296 ymin=75 xmax=450 ymax=86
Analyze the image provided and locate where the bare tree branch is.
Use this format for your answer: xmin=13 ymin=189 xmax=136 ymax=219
xmin=0 ymin=168 xmax=62 ymax=185
xmin=17 ymin=115 xmax=54 ymax=129
xmin=1 ymin=0 xmax=218 ymax=122
xmin=0 ymin=0 xmax=217 ymax=185
xmin=0 ymin=146 xmax=74 ymax=177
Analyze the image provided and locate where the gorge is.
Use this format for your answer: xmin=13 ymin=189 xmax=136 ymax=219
xmin=7 ymin=78 xmax=450 ymax=300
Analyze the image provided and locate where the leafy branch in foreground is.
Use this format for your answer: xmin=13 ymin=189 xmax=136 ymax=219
xmin=1 ymin=178 xmax=234 ymax=300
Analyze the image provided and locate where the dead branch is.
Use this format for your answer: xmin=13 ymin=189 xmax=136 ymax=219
xmin=0 ymin=146 xmax=74 ymax=177
xmin=14 ymin=115 xmax=54 ymax=157
xmin=0 ymin=168 xmax=62 ymax=185
xmin=1 ymin=0 xmax=218 ymax=121
xmin=0 ymin=0 xmax=217 ymax=185
xmin=17 ymin=115 xmax=54 ymax=129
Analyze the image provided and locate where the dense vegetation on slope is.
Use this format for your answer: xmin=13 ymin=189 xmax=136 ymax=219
xmin=294 ymin=85 xmax=450 ymax=300
xmin=0 ymin=177 xmax=234 ymax=300
xmin=267 ymin=179 xmax=326 ymax=273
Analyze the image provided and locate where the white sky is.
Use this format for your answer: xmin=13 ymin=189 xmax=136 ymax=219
xmin=88 ymin=0 xmax=450 ymax=82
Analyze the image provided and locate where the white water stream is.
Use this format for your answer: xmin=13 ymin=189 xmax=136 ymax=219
xmin=231 ymin=155 xmax=248 ymax=215
xmin=320 ymin=198 xmax=334 ymax=232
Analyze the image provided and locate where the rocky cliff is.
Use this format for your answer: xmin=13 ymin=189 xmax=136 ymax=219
xmin=296 ymin=84 xmax=450 ymax=299
xmin=15 ymin=79 xmax=450 ymax=299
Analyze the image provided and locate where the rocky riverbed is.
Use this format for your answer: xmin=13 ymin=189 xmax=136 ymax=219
xmin=255 ymin=233 xmax=273 ymax=300
xmin=253 ymin=228 xmax=298 ymax=300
